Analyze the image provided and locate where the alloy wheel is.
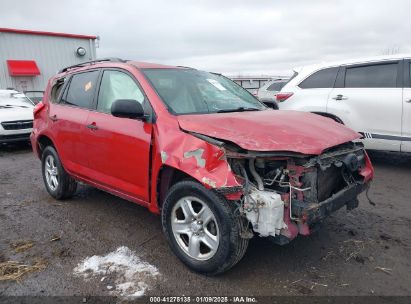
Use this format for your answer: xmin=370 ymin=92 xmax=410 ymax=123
xmin=171 ymin=196 xmax=219 ymax=261
xmin=45 ymin=154 xmax=59 ymax=191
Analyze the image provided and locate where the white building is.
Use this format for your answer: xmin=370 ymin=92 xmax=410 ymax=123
xmin=0 ymin=27 xmax=97 ymax=92
xmin=228 ymin=75 xmax=289 ymax=93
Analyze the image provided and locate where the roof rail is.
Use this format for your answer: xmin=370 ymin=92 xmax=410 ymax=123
xmin=59 ymin=58 xmax=127 ymax=73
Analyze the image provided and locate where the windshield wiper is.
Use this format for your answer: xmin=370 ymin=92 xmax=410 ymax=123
xmin=216 ymin=107 xmax=261 ymax=113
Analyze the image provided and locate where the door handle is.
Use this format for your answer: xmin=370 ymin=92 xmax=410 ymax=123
xmin=406 ymin=99 xmax=411 ymax=103
xmin=332 ymin=94 xmax=348 ymax=101
xmin=86 ymin=123 xmax=98 ymax=130
xmin=49 ymin=114 xmax=58 ymax=121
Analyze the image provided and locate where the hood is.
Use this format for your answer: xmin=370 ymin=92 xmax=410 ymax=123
xmin=177 ymin=110 xmax=360 ymax=155
xmin=0 ymin=104 xmax=34 ymax=122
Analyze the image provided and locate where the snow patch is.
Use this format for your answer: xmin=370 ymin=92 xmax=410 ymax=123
xmin=73 ymin=246 xmax=159 ymax=297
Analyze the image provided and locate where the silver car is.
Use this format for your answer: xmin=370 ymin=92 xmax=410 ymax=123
xmin=257 ymin=79 xmax=288 ymax=100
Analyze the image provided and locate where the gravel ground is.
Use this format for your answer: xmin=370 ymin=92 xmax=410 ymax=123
xmin=0 ymin=143 xmax=410 ymax=298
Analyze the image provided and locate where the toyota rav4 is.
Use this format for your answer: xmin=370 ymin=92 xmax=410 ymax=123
xmin=31 ymin=58 xmax=374 ymax=275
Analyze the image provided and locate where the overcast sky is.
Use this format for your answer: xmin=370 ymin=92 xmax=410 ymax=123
xmin=1 ymin=0 xmax=410 ymax=76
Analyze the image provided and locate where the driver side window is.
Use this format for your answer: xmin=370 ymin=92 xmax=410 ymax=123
xmin=97 ymin=70 xmax=145 ymax=114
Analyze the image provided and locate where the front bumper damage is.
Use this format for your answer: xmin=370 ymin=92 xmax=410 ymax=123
xmin=292 ymin=183 xmax=366 ymax=225
xmin=221 ymin=142 xmax=374 ymax=245
xmin=155 ymin=127 xmax=373 ymax=244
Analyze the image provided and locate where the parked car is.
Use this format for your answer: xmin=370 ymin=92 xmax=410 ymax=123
xmin=277 ymin=55 xmax=411 ymax=152
xmin=24 ymin=90 xmax=44 ymax=104
xmin=248 ymin=88 xmax=259 ymax=96
xmin=31 ymin=58 xmax=374 ymax=275
xmin=257 ymin=79 xmax=288 ymax=100
xmin=0 ymin=90 xmax=34 ymax=143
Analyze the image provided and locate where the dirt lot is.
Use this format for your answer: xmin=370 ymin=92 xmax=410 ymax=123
xmin=0 ymin=143 xmax=410 ymax=298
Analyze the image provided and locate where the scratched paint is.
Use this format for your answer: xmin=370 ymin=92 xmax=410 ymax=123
xmin=160 ymin=151 xmax=168 ymax=163
xmin=201 ymin=176 xmax=217 ymax=188
xmin=183 ymin=149 xmax=206 ymax=168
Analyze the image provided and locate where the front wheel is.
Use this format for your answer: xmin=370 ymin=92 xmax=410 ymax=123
xmin=41 ymin=146 xmax=77 ymax=200
xmin=161 ymin=181 xmax=249 ymax=275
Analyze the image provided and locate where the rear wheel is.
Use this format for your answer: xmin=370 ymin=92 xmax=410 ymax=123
xmin=162 ymin=181 xmax=248 ymax=275
xmin=41 ymin=146 xmax=77 ymax=200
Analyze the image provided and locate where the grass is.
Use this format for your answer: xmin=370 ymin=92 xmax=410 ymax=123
xmin=0 ymin=258 xmax=47 ymax=281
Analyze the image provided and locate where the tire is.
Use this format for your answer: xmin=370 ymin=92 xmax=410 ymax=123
xmin=161 ymin=181 xmax=249 ymax=275
xmin=41 ymin=146 xmax=77 ymax=200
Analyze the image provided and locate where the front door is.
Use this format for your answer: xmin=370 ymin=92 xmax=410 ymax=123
xmin=84 ymin=69 xmax=152 ymax=201
xmin=327 ymin=61 xmax=402 ymax=151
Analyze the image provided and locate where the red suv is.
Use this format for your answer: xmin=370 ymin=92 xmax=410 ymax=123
xmin=31 ymin=58 xmax=374 ymax=274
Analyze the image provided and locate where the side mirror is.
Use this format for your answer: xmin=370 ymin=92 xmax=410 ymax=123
xmin=111 ymin=99 xmax=145 ymax=120
xmin=260 ymin=98 xmax=279 ymax=110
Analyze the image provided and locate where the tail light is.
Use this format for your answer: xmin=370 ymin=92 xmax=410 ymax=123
xmin=276 ymin=92 xmax=293 ymax=102
xmin=33 ymin=102 xmax=45 ymax=116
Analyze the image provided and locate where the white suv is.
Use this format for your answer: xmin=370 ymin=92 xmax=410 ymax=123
xmin=0 ymin=90 xmax=34 ymax=144
xmin=278 ymin=55 xmax=411 ymax=152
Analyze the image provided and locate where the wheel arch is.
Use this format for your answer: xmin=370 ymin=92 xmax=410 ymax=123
xmin=36 ymin=135 xmax=56 ymax=158
xmin=156 ymin=165 xmax=194 ymax=210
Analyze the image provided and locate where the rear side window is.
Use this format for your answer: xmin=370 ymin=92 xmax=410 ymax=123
xmin=62 ymin=70 xmax=99 ymax=109
xmin=267 ymin=82 xmax=286 ymax=91
xmin=50 ymin=78 xmax=66 ymax=103
xmin=344 ymin=63 xmax=398 ymax=88
xmin=299 ymin=67 xmax=339 ymax=89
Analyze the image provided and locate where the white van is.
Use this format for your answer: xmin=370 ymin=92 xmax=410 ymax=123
xmin=278 ymin=55 xmax=411 ymax=152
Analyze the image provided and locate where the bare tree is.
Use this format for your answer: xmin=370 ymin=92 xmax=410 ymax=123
xmin=380 ymin=46 xmax=400 ymax=55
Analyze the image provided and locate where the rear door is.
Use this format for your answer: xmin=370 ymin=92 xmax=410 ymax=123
xmin=327 ymin=61 xmax=403 ymax=151
xmin=84 ymin=69 xmax=153 ymax=201
xmin=48 ymin=70 xmax=100 ymax=174
xmin=401 ymin=60 xmax=411 ymax=152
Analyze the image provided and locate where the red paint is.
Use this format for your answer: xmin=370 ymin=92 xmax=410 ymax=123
xmin=0 ymin=27 xmax=97 ymax=40
xmin=7 ymin=60 xmax=40 ymax=76
xmin=33 ymin=102 xmax=45 ymax=116
xmin=31 ymin=60 xmax=373 ymax=217
xmin=84 ymin=111 xmax=152 ymax=201
xmin=178 ymin=110 xmax=360 ymax=155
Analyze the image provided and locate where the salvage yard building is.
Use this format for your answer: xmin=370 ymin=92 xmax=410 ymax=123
xmin=0 ymin=27 xmax=97 ymax=92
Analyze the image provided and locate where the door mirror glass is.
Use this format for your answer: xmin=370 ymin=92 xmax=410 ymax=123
xmin=111 ymin=99 xmax=145 ymax=119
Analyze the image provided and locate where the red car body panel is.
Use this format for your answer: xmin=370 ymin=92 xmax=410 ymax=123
xmin=47 ymin=103 xmax=90 ymax=172
xmin=84 ymin=111 xmax=152 ymax=201
xmin=31 ymin=61 xmax=374 ymax=218
xmin=177 ymin=110 xmax=361 ymax=155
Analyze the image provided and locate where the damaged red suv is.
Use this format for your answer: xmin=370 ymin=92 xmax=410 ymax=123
xmin=31 ymin=58 xmax=374 ymax=274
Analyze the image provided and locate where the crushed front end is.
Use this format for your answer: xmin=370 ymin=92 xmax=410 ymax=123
xmin=225 ymin=142 xmax=374 ymax=244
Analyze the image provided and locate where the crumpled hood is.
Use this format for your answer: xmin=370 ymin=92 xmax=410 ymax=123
xmin=178 ymin=110 xmax=360 ymax=155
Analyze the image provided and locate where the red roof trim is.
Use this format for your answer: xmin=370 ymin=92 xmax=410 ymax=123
xmin=0 ymin=27 xmax=97 ymax=40
xmin=7 ymin=60 xmax=41 ymax=76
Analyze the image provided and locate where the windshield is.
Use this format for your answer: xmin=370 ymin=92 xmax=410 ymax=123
xmin=142 ymin=68 xmax=266 ymax=114
xmin=0 ymin=93 xmax=34 ymax=108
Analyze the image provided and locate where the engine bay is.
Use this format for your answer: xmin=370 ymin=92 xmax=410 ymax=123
xmin=227 ymin=142 xmax=369 ymax=243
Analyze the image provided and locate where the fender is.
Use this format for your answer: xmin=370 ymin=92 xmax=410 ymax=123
xmin=148 ymin=121 xmax=243 ymax=214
